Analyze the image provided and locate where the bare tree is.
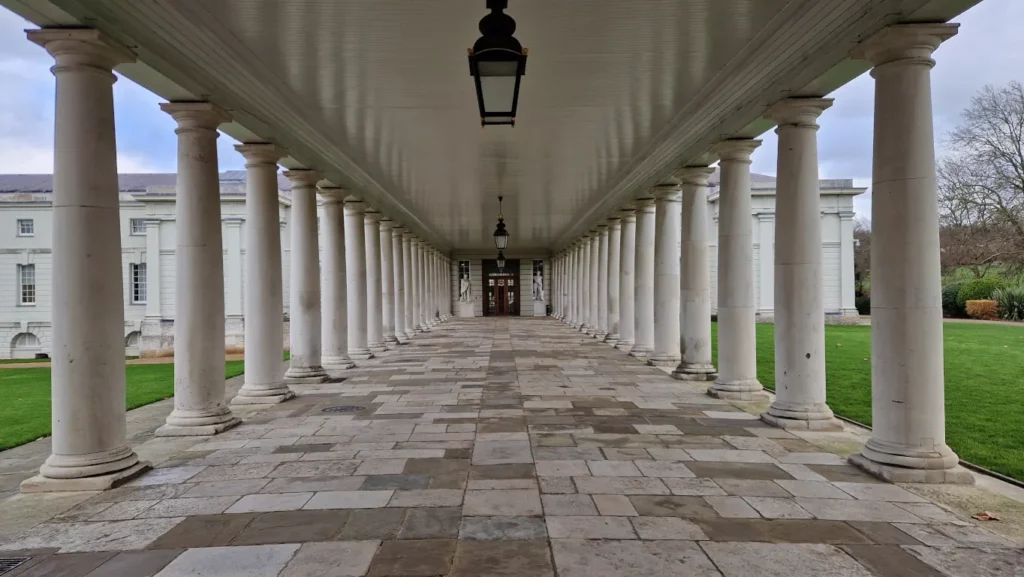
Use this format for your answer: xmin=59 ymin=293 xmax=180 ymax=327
xmin=937 ymin=82 xmax=1024 ymax=275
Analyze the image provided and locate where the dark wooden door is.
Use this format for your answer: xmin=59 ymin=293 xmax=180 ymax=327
xmin=482 ymin=259 xmax=520 ymax=316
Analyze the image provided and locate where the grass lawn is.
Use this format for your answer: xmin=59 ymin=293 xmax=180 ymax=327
xmin=0 ymin=361 xmax=244 ymax=451
xmin=711 ymin=322 xmax=1024 ymax=481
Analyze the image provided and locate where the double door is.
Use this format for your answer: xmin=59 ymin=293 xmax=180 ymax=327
xmin=489 ymin=276 xmax=516 ymax=316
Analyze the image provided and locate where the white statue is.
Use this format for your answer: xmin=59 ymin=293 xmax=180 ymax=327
xmin=459 ymin=273 xmax=472 ymax=302
xmin=533 ymin=270 xmax=545 ymax=302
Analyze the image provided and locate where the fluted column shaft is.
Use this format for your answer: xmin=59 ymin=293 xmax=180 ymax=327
xmin=320 ymin=188 xmax=355 ymax=370
xmin=588 ymin=233 xmax=600 ymax=335
xmin=708 ymin=140 xmax=767 ymax=400
xmin=580 ymin=237 xmax=591 ymax=331
xmin=631 ymin=198 xmax=656 ymax=357
xmin=344 ymin=199 xmax=373 ymax=359
xmin=606 ymin=219 xmax=622 ymax=343
xmin=650 ymin=185 xmax=682 ymax=366
xmin=673 ymin=167 xmax=717 ymax=381
xmin=381 ymin=219 xmax=398 ymax=345
xmin=412 ymin=240 xmax=426 ymax=331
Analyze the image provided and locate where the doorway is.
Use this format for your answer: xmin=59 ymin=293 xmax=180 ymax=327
xmin=482 ymin=259 xmax=520 ymax=316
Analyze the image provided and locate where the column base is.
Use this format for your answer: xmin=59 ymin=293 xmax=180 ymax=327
xmin=404 ymin=329 xmax=417 ymax=340
xmin=322 ymin=356 xmax=356 ymax=370
xmin=672 ymin=363 xmax=717 ymax=381
xmin=348 ymin=348 xmax=374 ymax=360
xmin=761 ymin=409 xmax=843 ymax=432
xmin=707 ymin=379 xmax=769 ymax=401
xmin=614 ymin=339 xmax=634 ymax=352
xmin=22 ymin=461 xmax=151 ymax=493
xmin=647 ymin=355 xmax=681 ymax=367
xmin=629 ymin=345 xmax=652 ymax=358
xmin=848 ymin=453 xmax=974 ymax=484
xmin=604 ymin=332 xmax=620 ymax=343
xmin=594 ymin=331 xmax=608 ymax=340
xmin=231 ymin=383 xmax=296 ymax=405
xmin=368 ymin=342 xmax=387 ymax=353
xmin=384 ymin=335 xmax=400 ymax=346
xmin=157 ymin=407 xmax=242 ymax=436
xmin=285 ymin=365 xmax=330 ymax=383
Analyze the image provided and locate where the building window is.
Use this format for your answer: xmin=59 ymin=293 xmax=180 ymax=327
xmin=18 ymin=264 xmax=35 ymax=305
xmin=131 ymin=263 xmax=147 ymax=304
xmin=17 ymin=219 xmax=33 ymax=236
xmin=130 ymin=219 xmax=147 ymax=235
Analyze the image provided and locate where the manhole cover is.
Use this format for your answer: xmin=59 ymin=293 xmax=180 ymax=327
xmin=0 ymin=558 xmax=29 ymax=575
xmin=322 ymin=405 xmax=366 ymax=414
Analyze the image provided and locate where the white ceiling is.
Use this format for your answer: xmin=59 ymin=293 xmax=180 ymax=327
xmin=4 ymin=0 xmax=978 ymax=251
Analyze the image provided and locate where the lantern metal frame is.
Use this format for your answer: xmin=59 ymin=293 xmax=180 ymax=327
xmin=493 ymin=195 xmax=509 ymax=250
xmin=468 ymin=0 xmax=528 ymax=127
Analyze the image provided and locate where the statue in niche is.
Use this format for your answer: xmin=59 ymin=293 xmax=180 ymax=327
xmin=459 ymin=273 xmax=472 ymax=302
xmin=533 ymin=270 xmax=545 ymax=302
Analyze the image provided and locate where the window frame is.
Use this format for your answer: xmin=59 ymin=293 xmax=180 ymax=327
xmin=130 ymin=262 xmax=147 ymax=304
xmin=130 ymin=219 xmax=147 ymax=236
xmin=17 ymin=263 xmax=36 ymax=306
xmin=16 ymin=219 xmax=34 ymax=237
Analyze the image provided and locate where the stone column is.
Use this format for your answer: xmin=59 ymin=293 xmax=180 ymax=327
xmin=144 ymin=218 xmax=163 ymax=320
xmin=839 ymin=212 xmax=858 ymax=317
xmin=403 ymin=232 xmax=417 ymax=338
xmin=232 ymin=143 xmax=293 ymax=404
xmin=380 ymin=219 xmax=398 ymax=346
xmin=580 ymin=236 xmax=592 ymax=332
xmin=567 ymin=244 xmax=578 ymax=326
xmin=281 ymin=169 xmax=330 ymax=384
xmin=757 ymin=214 xmax=776 ymax=320
xmin=848 ymin=24 xmax=970 ymax=483
xmin=23 ymin=29 xmax=148 ymax=491
xmin=589 ymin=232 xmax=601 ymax=336
xmin=157 ymin=103 xmax=240 ymax=436
xmin=392 ymin=225 xmax=408 ymax=343
xmin=673 ymin=167 xmax=717 ymax=381
xmin=631 ymin=197 xmax=656 ymax=358
xmin=708 ymin=140 xmax=767 ymax=401
xmin=762 ymin=98 xmax=842 ymax=431
xmin=616 ymin=207 xmax=637 ymax=352
xmin=426 ymin=249 xmax=437 ymax=325
xmin=411 ymin=239 xmax=425 ymax=331
xmin=364 ymin=210 xmax=385 ymax=353
xmin=605 ymin=218 xmax=622 ymax=344
xmin=595 ymin=226 xmax=610 ymax=340
xmin=650 ymin=183 xmax=683 ymax=367
xmin=319 ymin=185 xmax=355 ymax=370
xmin=344 ymin=198 xmax=373 ymax=359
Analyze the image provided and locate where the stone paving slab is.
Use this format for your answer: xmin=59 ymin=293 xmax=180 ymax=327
xmin=0 ymin=317 xmax=1022 ymax=576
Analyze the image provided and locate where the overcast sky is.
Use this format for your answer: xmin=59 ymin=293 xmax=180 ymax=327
xmin=0 ymin=0 xmax=1020 ymax=219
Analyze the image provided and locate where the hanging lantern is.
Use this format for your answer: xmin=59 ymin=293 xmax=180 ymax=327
xmin=493 ymin=195 xmax=509 ymax=250
xmin=468 ymin=0 xmax=527 ymax=126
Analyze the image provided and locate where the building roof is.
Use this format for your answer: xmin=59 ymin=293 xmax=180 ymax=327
xmin=0 ymin=172 xmax=292 ymax=194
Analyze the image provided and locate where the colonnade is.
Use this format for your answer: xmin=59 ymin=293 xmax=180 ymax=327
xmin=554 ymin=23 xmax=970 ymax=484
xmin=24 ymin=21 xmax=967 ymax=491
xmin=22 ymin=28 xmax=453 ymax=491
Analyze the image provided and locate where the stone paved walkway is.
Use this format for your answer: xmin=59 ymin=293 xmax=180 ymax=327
xmin=0 ymin=317 xmax=1021 ymax=576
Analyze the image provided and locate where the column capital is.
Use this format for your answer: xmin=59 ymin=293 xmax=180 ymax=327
xmin=676 ymin=166 xmax=716 ymax=187
xmin=235 ymin=143 xmax=286 ymax=166
xmin=343 ymin=197 xmax=367 ymax=215
xmin=391 ymin=224 xmax=404 ymax=234
xmin=380 ymin=218 xmax=394 ymax=231
xmin=768 ymin=98 xmax=833 ymax=129
xmin=618 ymin=207 xmax=637 ymax=221
xmin=317 ymin=183 xmax=346 ymax=203
xmin=636 ymin=196 xmax=656 ymax=211
xmin=28 ymin=28 xmax=135 ymax=71
xmin=596 ymin=224 xmax=609 ymax=232
xmin=652 ymin=183 xmax=682 ymax=201
xmin=364 ymin=209 xmax=382 ymax=223
xmin=160 ymin=102 xmax=231 ymax=132
xmin=607 ymin=216 xmax=622 ymax=229
xmin=283 ymin=169 xmax=320 ymax=188
xmin=854 ymin=23 xmax=958 ymax=69
xmin=713 ymin=139 xmax=761 ymax=163
xmin=403 ymin=230 xmax=415 ymax=239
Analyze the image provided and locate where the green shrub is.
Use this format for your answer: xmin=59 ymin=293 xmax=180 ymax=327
xmin=942 ymin=282 xmax=966 ymax=317
xmin=993 ymin=285 xmax=1024 ymax=321
xmin=855 ymin=296 xmax=870 ymax=316
xmin=956 ymin=278 xmax=1005 ymax=309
